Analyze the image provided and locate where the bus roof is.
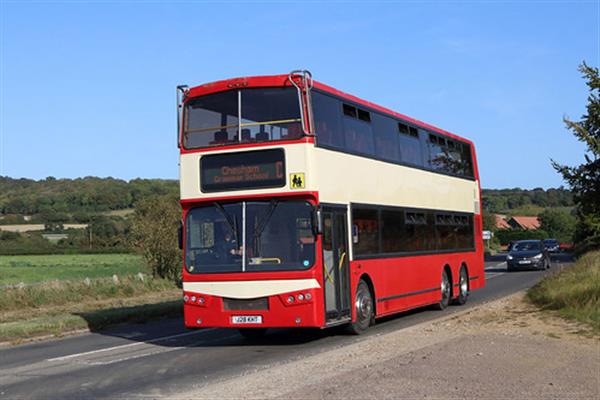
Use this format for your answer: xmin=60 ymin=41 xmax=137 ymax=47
xmin=186 ymin=74 xmax=474 ymax=146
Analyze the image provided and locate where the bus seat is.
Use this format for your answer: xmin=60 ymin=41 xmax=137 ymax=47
xmin=241 ymin=129 xmax=251 ymax=141
xmin=256 ymin=132 xmax=269 ymax=141
xmin=214 ymin=131 xmax=228 ymax=142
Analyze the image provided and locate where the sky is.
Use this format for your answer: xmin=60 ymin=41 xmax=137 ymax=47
xmin=0 ymin=0 xmax=598 ymax=189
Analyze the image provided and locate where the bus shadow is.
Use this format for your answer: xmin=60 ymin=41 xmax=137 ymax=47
xmin=74 ymin=304 xmax=335 ymax=348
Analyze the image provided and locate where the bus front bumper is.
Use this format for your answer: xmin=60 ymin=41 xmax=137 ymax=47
xmin=182 ymin=289 xmax=322 ymax=329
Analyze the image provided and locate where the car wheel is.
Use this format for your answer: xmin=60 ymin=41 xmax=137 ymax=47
xmin=452 ymin=267 xmax=469 ymax=306
xmin=347 ymin=279 xmax=373 ymax=335
xmin=434 ymin=269 xmax=451 ymax=310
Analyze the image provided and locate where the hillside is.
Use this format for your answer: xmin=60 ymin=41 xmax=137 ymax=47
xmin=481 ymin=187 xmax=573 ymax=216
xmin=0 ymin=176 xmax=178 ymax=223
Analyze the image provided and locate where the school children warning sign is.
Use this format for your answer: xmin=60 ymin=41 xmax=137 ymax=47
xmin=290 ymin=173 xmax=305 ymax=189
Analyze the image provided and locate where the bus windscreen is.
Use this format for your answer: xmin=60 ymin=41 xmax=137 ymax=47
xmin=185 ymin=200 xmax=316 ymax=273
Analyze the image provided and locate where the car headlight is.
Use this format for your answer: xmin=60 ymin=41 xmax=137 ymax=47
xmin=506 ymin=254 xmax=513 ymax=260
xmin=533 ymin=253 xmax=543 ymax=259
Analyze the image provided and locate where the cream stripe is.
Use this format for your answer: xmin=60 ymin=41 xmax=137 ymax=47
xmin=183 ymin=279 xmax=320 ymax=299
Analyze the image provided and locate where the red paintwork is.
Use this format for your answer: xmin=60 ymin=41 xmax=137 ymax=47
xmin=180 ymin=73 xmax=485 ymax=330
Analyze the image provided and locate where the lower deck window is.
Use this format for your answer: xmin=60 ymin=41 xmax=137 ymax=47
xmin=353 ymin=205 xmax=474 ymax=257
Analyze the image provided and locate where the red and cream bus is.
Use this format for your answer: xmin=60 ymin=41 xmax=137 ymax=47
xmin=177 ymin=70 xmax=484 ymax=337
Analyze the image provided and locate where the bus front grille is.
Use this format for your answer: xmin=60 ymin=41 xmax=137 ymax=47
xmin=223 ymin=297 xmax=269 ymax=311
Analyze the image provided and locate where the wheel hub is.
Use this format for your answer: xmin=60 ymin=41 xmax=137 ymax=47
xmin=356 ymin=290 xmax=372 ymax=321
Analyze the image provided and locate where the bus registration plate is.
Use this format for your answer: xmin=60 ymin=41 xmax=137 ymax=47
xmin=232 ymin=315 xmax=263 ymax=324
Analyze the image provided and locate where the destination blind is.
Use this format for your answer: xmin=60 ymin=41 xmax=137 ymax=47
xmin=200 ymin=149 xmax=286 ymax=192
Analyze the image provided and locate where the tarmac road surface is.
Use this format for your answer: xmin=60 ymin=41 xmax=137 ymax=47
xmin=0 ymin=254 xmax=574 ymax=399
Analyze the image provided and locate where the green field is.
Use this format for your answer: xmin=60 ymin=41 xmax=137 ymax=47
xmin=0 ymin=254 xmax=148 ymax=285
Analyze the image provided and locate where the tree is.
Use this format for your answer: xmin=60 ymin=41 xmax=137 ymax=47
xmin=481 ymin=210 xmax=497 ymax=232
xmin=131 ymin=195 xmax=182 ymax=282
xmin=552 ymin=62 xmax=600 ymax=251
xmin=538 ymin=209 xmax=576 ymax=243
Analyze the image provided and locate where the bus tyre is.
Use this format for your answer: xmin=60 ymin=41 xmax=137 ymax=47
xmin=238 ymin=328 xmax=267 ymax=340
xmin=347 ymin=280 xmax=373 ymax=335
xmin=452 ymin=267 xmax=469 ymax=306
xmin=434 ymin=270 xmax=451 ymax=310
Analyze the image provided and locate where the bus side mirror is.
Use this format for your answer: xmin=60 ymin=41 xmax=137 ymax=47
xmin=312 ymin=209 xmax=322 ymax=235
xmin=178 ymin=220 xmax=183 ymax=250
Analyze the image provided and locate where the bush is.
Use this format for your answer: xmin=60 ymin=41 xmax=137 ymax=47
xmin=527 ymin=251 xmax=600 ymax=333
xmin=131 ymin=195 xmax=181 ymax=283
xmin=495 ymin=229 xmax=550 ymax=245
xmin=539 ymin=208 xmax=576 ymax=243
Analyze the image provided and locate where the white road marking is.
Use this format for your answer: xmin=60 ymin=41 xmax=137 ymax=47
xmin=46 ymin=329 xmax=214 ymax=363
xmin=485 ymin=261 xmax=507 ymax=270
xmin=485 ymin=273 xmax=506 ymax=280
xmin=78 ymin=333 xmax=240 ymax=366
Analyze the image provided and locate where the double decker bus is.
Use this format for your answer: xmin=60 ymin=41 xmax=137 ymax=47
xmin=177 ymin=70 xmax=484 ymax=337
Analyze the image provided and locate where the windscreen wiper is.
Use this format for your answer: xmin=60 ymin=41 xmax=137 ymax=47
xmin=213 ymin=202 xmax=239 ymax=242
xmin=253 ymin=200 xmax=279 ymax=239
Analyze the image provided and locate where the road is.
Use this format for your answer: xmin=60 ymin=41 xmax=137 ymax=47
xmin=0 ymin=254 xmax=573 ymax=399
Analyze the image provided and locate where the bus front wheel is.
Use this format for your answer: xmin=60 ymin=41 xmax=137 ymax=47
xmin=347 ymin=279 xmax=374 ymax=335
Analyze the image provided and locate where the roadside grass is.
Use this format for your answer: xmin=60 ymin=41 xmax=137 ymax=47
xmin=0 ymin=298 xmax=182 ymax=343
xmin=0 ymin=275 xmax=176 ymax=312
xmin=0 ymin=253 xmax=147 ymax=285
xmin=0 ymin=276 xmax=181 ymax=343
xmin=527 ymin=250 xmax=600 ymax=334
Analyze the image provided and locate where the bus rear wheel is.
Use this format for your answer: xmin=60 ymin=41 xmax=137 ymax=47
xmin=452 ymin=267 xmax=469 ymax=306
xmin=238 ymin=328 xmax=267 ymax=340
xmin=434 ymin=269 xmax=451 ymax=310
xmin=347 ymin=280 xmax=373 ymax=335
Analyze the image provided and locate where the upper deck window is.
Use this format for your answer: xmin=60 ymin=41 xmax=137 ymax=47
xmin=312 ymin=89 xmax=475 ymax=180
xmin=427 ymin=133 xmax=474 ymax=178
xmin=183 ymin=87 xmax=302 ymax=149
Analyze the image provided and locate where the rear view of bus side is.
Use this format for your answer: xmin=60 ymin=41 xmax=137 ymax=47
xmin=178 ymin=71 xmax=484 ymax=337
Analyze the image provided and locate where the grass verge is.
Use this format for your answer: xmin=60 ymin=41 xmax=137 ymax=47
xmin=0 ymin=300 xmax=182 ymax=344
xmin=0 ymin=275 xmax=181 ymax=344
xmin=527 ymin=250 xmax=600 ymax=334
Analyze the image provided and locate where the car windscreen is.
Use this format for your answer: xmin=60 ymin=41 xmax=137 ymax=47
xmin=511 ymin=242 xmax=542 ymax=252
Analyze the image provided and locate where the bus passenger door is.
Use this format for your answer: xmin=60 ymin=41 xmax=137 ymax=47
xmin=321 ymin=206 xmax=351 ymax=324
